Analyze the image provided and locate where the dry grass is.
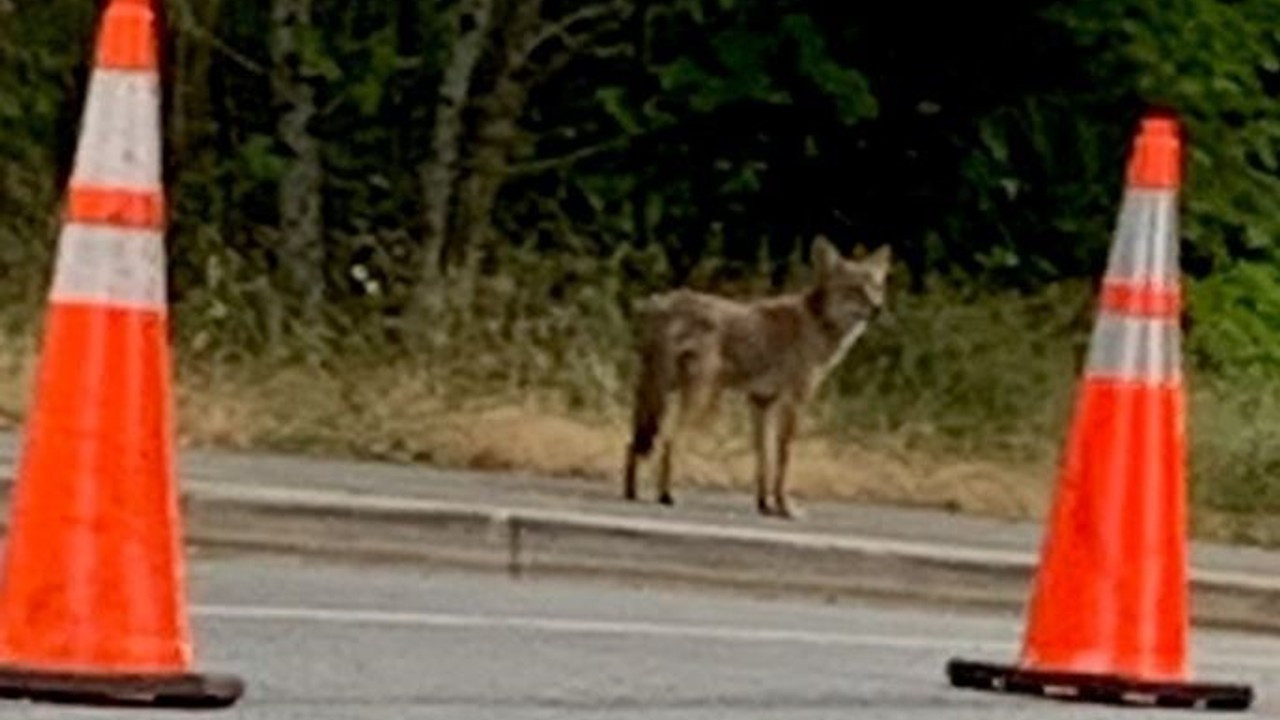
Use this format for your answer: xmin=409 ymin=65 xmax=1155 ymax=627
xmin=0 ymin=329 xmax=1052 ymax=523
xmin=166 ymin=364 xmax=1280 ymax=545
xmin=399 ymin=404 xmax=1052 ymax=519
xmin=0 ymin=263 xmax=1278 ymax=549
xmin=8 ymin=331 xmax=1280 ymax=545
xmin=165 ymin=357 xmax=1053 ymax=520
xmin=0 ymin=331 xmax=37 ymax=430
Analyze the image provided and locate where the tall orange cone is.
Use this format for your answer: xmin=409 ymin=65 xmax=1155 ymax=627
xmin=0 ymin=0 xmax=243 ymax=708
xmin=945 ymin=110 xmax=1253 ymax=711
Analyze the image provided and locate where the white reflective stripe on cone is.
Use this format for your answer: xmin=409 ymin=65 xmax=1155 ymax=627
xmin=49 ymin=223 xmax=167 ymax=312
xmin=1084 ymin=312 xmax=1181 ymax=383
xmin=69 ymin=69 xmax=162 ymax=190
xmin=1105 ymin=188 xmax=1179 ymax=285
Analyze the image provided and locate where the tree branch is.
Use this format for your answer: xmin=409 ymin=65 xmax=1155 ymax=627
xmin=587 ymin=43 xmax=633 ymax=61
xmin=507 ymin=118 xmax=677 ymax=176
xmin=528 ymin=17 xmax=633 ymax=85
xmin=507 ymin=135 xmax=632 ymax=176
xmin=172 ymin=0 xmax=268 ymax=76
xmin=518 ymin=0 xmax=631 ymax=67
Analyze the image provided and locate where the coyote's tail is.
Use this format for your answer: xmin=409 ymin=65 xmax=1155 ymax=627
xmin=628 ymin=298 xmax=669 ymax=458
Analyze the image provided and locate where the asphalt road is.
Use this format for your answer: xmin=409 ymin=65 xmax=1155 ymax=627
xmin=3 ymin=550 xmax=1279 ymax=719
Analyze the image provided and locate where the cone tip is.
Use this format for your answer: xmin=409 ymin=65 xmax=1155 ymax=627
xmin=1140 ymin=115 xmax=1179 ymax=140
xmin=1139 ymin=104 xmax=1181 ymax=138
xmin=1127 ymin=108 xmax=1182 ymax=190
xmin=96 ymin=0 xmax=159 ymax=71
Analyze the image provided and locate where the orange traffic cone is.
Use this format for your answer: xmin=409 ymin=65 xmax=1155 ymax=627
xmin=946 ymin=110 xmax=1253 ymax=711
xmin=0 ymin=0 xmax=242 ymax=708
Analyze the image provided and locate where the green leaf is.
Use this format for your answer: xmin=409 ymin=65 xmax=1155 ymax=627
xmin=780 ymin=14 xmax=876 ymax=124
xmin=237 ymin=134 xmax=287 ymax=182
xmin=299 ymin=26 xmax=342 ymax=82
xmin=595 ymin=87 xmax=641 ymax=133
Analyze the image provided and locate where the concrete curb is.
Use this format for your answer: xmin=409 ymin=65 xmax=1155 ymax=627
xmin=175 ymin=483 xmax=1280 ymax=634
xmin=0 ymin=477 xmax=1276 ymax=633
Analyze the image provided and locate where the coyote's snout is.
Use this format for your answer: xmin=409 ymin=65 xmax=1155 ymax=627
xmin=622 ymin=237 xmax=892 ymax=518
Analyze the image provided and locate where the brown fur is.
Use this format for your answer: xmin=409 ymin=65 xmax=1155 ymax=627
xmin=622 ymin=237 xmax=892 ymax=518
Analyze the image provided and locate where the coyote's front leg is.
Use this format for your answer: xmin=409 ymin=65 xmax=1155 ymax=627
xmin=750 ymin=398 xmax=779 ymax=516
xmin=772 ymin=402 xmax=801 ymax=520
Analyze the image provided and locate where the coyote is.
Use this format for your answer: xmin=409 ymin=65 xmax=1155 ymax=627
xmin=622 ymin=237 xmax=891 ymax=518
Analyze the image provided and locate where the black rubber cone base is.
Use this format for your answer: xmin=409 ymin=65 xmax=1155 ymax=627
xmin=947 ymin=658 xmax=1252 ymax=711
xmin=0 ymin=665 xmax=244 ymax=709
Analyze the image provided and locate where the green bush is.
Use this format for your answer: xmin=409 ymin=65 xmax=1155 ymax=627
xmin=819 ymin=279 xmax=1090 ymax=462
xmin=1186 ymin=262 xmax=1280 ymax=381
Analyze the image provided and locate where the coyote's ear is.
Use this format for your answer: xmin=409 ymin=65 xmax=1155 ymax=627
xmin=862 ymin=244 xmax=892 ymax=280
xmin=811 ymin=235 xmax=841 ymax=279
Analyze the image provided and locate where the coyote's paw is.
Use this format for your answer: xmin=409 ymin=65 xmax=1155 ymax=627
xmin=771 ymin=500 xmax=804 ymax=521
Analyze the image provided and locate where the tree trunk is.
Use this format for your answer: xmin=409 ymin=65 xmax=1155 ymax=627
xmin=450 ymin=78 xmax=531 ymax=275
xmin=168 ymin=0 xmax=223 ymax=171
xmin=164 ymin=0 xmax=222 ymax=309
xmin=629 ymin=0 xmax=650 ymax=250
xmin=447 ymin=0 xmax=543 ymax=275
xmin=271 ymin=0 xmax=324 ymax=329
xmin=419 ymin=0 xmax=496 ymax=281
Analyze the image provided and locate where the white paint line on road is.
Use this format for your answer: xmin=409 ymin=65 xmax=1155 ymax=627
xmin=194 ymin=603 xmax=1280 ymax=674
xmin=195 ymin=603 xmax=1010 ymax=654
